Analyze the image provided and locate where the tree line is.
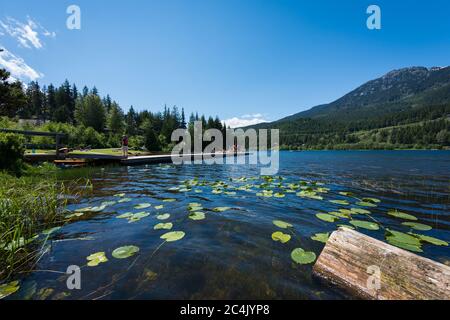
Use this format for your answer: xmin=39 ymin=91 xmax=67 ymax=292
xmin=0 ymin=68 xmax=227 ymax=151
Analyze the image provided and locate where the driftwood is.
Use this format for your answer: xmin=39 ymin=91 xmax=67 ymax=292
xmin=312 ymin=227 xmax=450 ymax=300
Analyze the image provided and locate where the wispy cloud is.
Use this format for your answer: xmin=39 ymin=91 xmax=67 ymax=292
xmin=0 ymin=47 xmax=43 ymax=82
xmin=223 ymin=113 xmax=269 ymax=128
xmin=0 ymin=16 xmax=55 ymax=49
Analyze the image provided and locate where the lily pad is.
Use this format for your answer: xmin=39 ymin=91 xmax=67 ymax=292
xmin=274 ymin=193 xmax=285 ymax=198
xmin=337 ymin=224 xmax=355 ymax=230
xmin=362 ymin=197 xmax=381 ymax=203
xmin=154 ymin=222 xmax=173 ymax=230
xmin=118 ymin=198 xmax=132 ymax=203
xmin=160 ymin=231 xmax=185 ymax=242
xmin=349 ymin=220 xmax=379 ymax=230
xmin=386 ymin=229 xmax=422 ymax=252
xmin=291 ymin=248 xmax=316 ymax=265
xmin=0 ymin=281 xmax=20 ymax=299
xmin=402 ymin=222 xmax=432 ymax=231
xmin=311 ymin=232 xmax=330 ymax=243
xmin=356 ymin=201 xmax=377 ymax=207
xmin=339 ymin=191 xmax=354 ymax=197
xmin=329 ymin=200 xmax=349 ymax=205
xmin=387 ymin=210 xmax=417 ymax=221
xmin=86 ymin=252 xmax=108 ymax=267
xmin=188 ymin=211 xmax=205 ymax=221
xmin=114 ymin=193 xmax=126 ymax=197
xmin=112 ymin=245 xmax=140 ymax=259
xmin=411 ymin=233 xmax=448 ymax=246
xmin=163 ymin=198 xmax=176 ymax=202
xmin=272 ymin=220 xmax=293 ymax=229
xmin=156 ymin=213 xmax=170 ymax=220
xmin=116 ymin=212 xmax=133 ymax=219
xmin=316 ymin=213 xmax=339 ymax=223
xmin=350 ymin=208 xmax=371 ymax=214
xmin=154 ymin=205 xmax=164 ymax=210
xmin=134 ymin=203 xmax=151 ymax=209
xmin=101 ymin=201 xmax=117 ymax=207
xmin=213 ymin=207 xmax=231 ymax=212
xmin=271 ymin=231 xmax=291 ymax=243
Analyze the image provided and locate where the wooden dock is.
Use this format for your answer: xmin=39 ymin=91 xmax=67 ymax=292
xmin=121 ymin=152 xmax=249 ymax=165
xmin=313 ymin=227 xmax=450 ymax=300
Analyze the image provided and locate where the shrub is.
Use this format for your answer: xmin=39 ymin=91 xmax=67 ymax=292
xmin=0 ymin=133 xmax=25 ymax=174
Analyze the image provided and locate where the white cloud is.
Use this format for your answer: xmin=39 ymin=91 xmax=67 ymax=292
xmin=0 ymin=16 xmax=56 ymax=49
xmin=222 ymin=113 xmax=269 ymax=128
xmin=0 ymin=47 xmax=43 ymax=82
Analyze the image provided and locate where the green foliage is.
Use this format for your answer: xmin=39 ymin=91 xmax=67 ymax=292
xmin=0 ymin=69 xmax=27 ymax=118
xmin=75 ymin=94 xmax=106 ymax=132
xmin=0 ymin=133 xmax=25 ymax=174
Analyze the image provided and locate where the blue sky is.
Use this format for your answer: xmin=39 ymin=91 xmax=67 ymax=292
xmin=1 ymin=0 xmax=449 ymax=126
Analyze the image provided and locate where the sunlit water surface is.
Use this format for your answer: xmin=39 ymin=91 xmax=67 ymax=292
xmin=10 ymin=151 xmax=450 ymax=299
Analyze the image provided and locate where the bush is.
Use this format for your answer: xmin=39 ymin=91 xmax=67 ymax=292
xmin=0 ymin=133 xmax=25 ymax=174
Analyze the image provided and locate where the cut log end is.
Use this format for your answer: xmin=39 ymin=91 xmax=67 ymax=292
xmin=312 ymin=227 xmax=450 ymax=300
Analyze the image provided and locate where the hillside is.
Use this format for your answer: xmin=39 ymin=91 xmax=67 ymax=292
xmin=247 ymin=66 xmax=450 ymax=150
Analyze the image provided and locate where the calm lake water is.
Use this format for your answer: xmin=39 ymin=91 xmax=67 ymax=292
xmin=10 ymin=151 xmax=450 ymax=299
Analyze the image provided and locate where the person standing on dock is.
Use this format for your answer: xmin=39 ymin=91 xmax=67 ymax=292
xmin=122 ymin=135 xmax=129 ymax=158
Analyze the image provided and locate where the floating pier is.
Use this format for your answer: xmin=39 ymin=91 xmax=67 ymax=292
xmin=313 ymin=228 xmax=450 ymax=300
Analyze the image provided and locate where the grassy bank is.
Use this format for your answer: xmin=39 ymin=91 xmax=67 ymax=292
xmin=0 ymin=164 xmax=89 ymax=281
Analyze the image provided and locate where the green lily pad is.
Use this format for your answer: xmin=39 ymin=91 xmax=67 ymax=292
xmin=134 ymin=203 xmax=151 ymax=209
xmin=271 ymin=231 xmax=291 ymax=243
xmin=0 ymin=281 xmax=20 ymax=299
xmin=329 ymin=211 xmax=350 ymax=219
xmin=112 ymin=245 xmax=140 ymax=259
xmin=116 ymin=212 xmax=134 ymax=219
xmin=274 ymin=193 xmax=285 ymax=198
xmin=188 ymin=211 xmax=205 ymax=221
xmin=337 ymin=224 xmax=355 ymax=230
xmin=339 ymin=191 xmax=354 ymax=197
xmin=213 ymin=207 xmax=231 ymax=212
xmin=349 ymin=220 xmax=379 ymax=230
xmin=387 ymin=210 xmax=417 ymax=221
xmin=362 ymin=197 xmax=381 ymax=203
xmin=154 ymin=222 xmax=173 ymax=230
xmin=386 ymin=229 xmax=423 ymax=252
xmin=225 ymin=191 xmax=237 ymax=196
xmin=156 ymin=213 xmax=170 ymax=220
xmin=118 ymin=198 xmax=132 ymax=203
xmin=273 ymin=220 xmax=293 ymax=229
xmin=329 ymin=200 xmax=349 ymax=205
xmin=86 ymin=252 xmax=108 ymax=267
xmin=163 ymin=198 xmax=176 ymax=202
xmin=316 ymin=213 xmax=339 ymax=223
xmin=101 ymin=201 xmax=117 ymax=207
xmin=291 ymin=248 xmax=316 ymax=265
xmin=411 ymin=233 xmax=448 ymax=246
xmin=160 ymin=231 xmax=185 ymax=242
xmin=154 ymin=205 xmax=164 ymax=210
xmin=350 ymin=208 xmax=371 ymax=214
xmin=114 ymin=193 xmax=126 ymax=197
xmin=402 ymin=222 xmax=432 ymax=231
xmin=311 ymin=232 xmax=330 ymax=243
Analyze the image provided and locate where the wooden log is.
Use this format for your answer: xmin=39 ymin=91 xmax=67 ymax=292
xmin=312 ymin=227 xmax=450 ymax=300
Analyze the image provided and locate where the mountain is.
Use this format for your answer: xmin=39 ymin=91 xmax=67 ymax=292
xmin=246 ymin=66 xmax=450 ymax=149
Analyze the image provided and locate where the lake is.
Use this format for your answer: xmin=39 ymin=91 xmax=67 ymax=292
xmin=9 ymin=150 xmax=450 ymax=300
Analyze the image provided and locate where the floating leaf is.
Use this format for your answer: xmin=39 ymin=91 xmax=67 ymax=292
xmin=86 ymin=252 xmax=108 ymax=267
xmin=387 ymin=210 xmax=417 ymax=221
xmin=118 ymin=198 xmax=132 ymax=203
xmin=272 ymin=220 xmax=293 ymax=229
xmin=339 ymin=191 xmax=354 ymax=197
xmin=0 ymin=281 xmax=19 ymax=299
xmin=402 ymin=222 xmax=432 ymax=231
xmin=116 ymin=212 xmax=133 ymax=219
xmin=274 ymin=193 xmax=285 ymax=198
xmin=188 ymin=211 xmax=205 ymax=221
xmin=329 ymin=200 xmax=349 ymax=205
xmin=316 ymin=213 xmax=339 ymax=223
xmin=114 ymin=193 xmax=126 ymax=197
xmin=329 ymin=211 xmax=350 ymax=219
xmin=362 ymin=197 xmax=381 ymax=203
xmin=349 ymin=220 xmax=379 ymax=230
xmin=163 ymin=198 xmax=176 ymax=202
xmin=101 ymin=201 xmax=117 ymax=207
xmin=386 ymin=229 xmax=422 ymax=252
xmin=337 ymin=224 xmax=355 ymax=230
xmin=154 ymin=205 xmax=164 ymax=210
xmin=350 ymin=208 xmax=371 ymax=215
xmin=156 ymin=213 xmax=170 ymax=220
xmin=411 ymin=233 xmax=448 ymax=246
xmin=311 ymin=232 xmax=329 ymax=243
xmin=134 ymin=203 xmax=151 ymax=209
xmin=160 ymin=231 xmax=185 ymax=242
xmin=213 ymin=207 xmax=231 ymax=212
xmin=154 ymin=222 xmax=173 ymax=230
xmin=112 ymin=245 xmax=140 ymax=259
xmin=291 ymin=248 xmax=316 ymax=265
xmin=271 ymin=231 xmax=291 ymax=243
xmin=225 ymin=191 xmax=237 ymax=196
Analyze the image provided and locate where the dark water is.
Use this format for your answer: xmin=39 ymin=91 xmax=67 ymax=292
xmin=11 ymin=151 xmax=450 ymax=299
